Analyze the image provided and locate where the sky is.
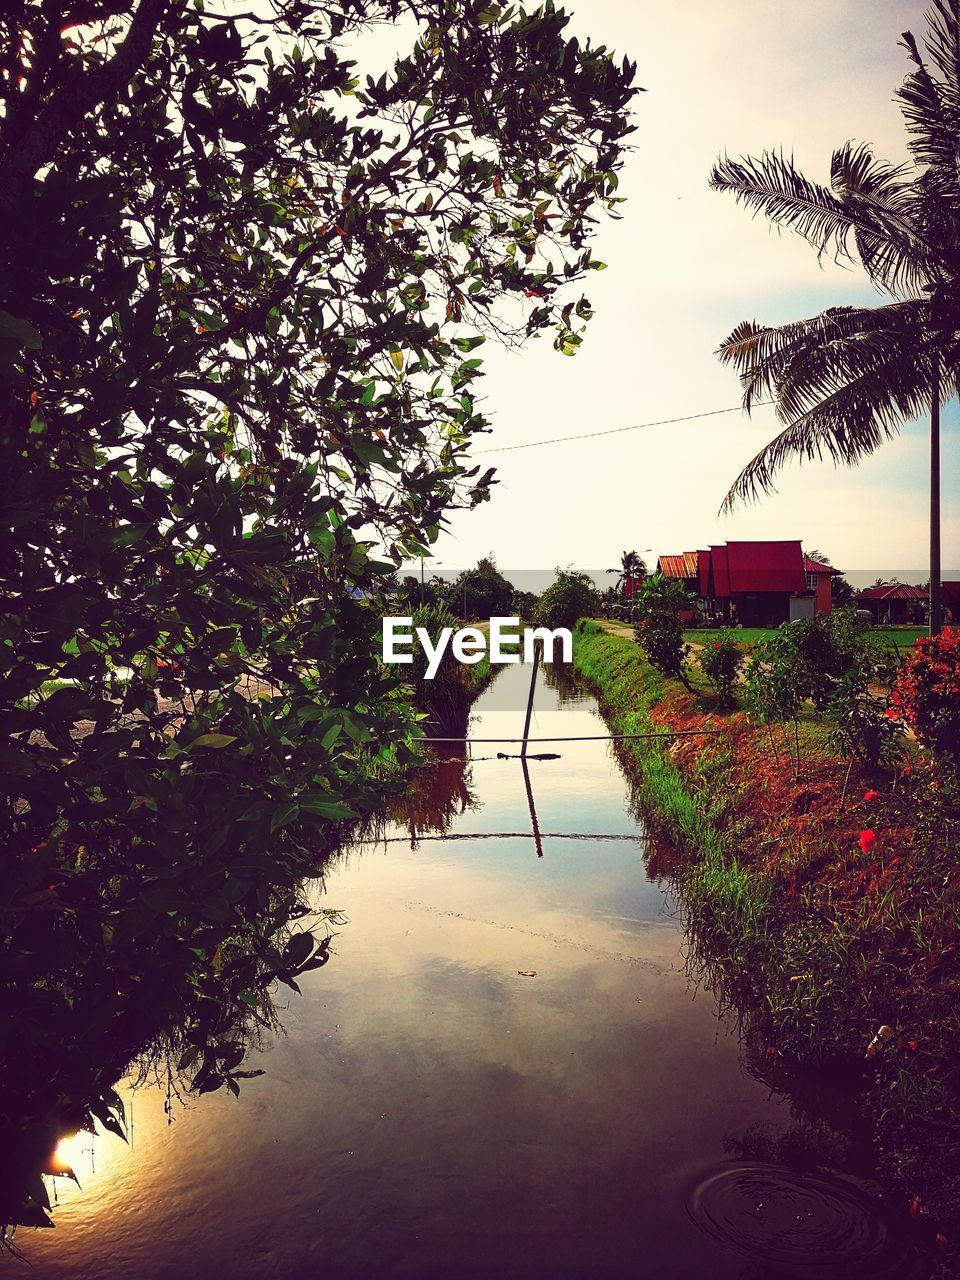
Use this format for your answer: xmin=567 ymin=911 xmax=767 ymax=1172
xmin=426 ymin=0 xmax=960 ymax=583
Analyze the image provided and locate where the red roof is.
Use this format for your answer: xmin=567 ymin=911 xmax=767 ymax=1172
xmin=704 ymin=540 xmax=805 ymax=596
xmin=857 ymin=583 xmax=927 ymax=601
xmin=803 ymin=555 xmax=840 ymax=576
xmin=658 ymin=551 xmax=699 ymax=579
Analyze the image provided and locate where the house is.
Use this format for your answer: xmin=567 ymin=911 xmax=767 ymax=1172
xmin=655 ymin=551 xmax=700 ymax=621
xmin=692 ymin=540 xmax=830 ymax=626
xmin=657 ymin=551 xmax=699 ymax=591
xmin=855 ymin=583 xmax=927 ymax=625
xmin=803 ymin=555 xmax=841 ymax=618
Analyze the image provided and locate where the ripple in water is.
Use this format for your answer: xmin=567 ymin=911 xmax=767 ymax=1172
xmin=686 ymin=1163 xmax=925 ymax=1278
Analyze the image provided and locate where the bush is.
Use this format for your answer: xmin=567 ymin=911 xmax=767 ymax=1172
xmin=699 ymin=632 xmax=745 ymax=708
xmin=632 ymin=573 xmax=693 ymax=682
xmin=891 ymin=628 xmax=960 ymax=762
xmin=827 ymin=671 xmax=901 ymax=770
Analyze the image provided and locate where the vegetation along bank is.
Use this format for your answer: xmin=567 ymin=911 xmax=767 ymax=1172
xmin=572 ymin=616 xmax=960 ymax=1252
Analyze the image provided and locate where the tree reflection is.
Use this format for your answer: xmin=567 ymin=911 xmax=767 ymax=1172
xmin=385 ymin=748 xmax=479 ymax=849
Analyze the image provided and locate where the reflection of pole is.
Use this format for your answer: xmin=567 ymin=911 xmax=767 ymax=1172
xmin=520 ymin=640 xmax=539 ymax=758
xmin=521 ymin=756 xmax=543 ymax=858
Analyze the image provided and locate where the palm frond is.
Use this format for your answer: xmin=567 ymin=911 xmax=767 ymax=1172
xmin=921 ymin=0 xmax=960 ymax=104
xmin=716 ymin=303 xmax=924 ymax=411
xmin=709 ymin=150 xmax=909 ymax=274
xmin=828 ymin=143 xmax=929 ymax=291
xmin=722 ymin=315 xmax=952 ymax=510
xmin=898 ymin=12 xmax=960 ymax=195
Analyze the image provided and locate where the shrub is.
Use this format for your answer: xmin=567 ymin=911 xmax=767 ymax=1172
xmin=699 ymin=632 xmax=745 ymax=708
xmin=632 ymin=573 xmax=693 ymax=682
xmin=827 ymin=671 xmax=901 ymax=771
xmin=891 ymin=628 xmax=960 ymax=762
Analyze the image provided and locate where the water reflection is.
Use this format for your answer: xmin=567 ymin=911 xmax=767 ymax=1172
xmin=6 ymin=661 xmax=933 ymax=1278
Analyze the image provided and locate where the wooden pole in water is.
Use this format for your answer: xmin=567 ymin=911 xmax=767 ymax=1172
xmin=520 ymin=640 xmax=540 ymax=759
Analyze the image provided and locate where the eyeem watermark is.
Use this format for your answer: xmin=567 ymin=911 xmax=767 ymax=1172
xmin=382 ymin=616 xmax=572 ymax=679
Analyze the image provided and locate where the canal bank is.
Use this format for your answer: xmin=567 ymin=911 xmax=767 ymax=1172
xmin=572 ymin=618 xmax=960 ymax=1251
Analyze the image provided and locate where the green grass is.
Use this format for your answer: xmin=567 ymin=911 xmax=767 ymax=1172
xmin=683 ymin=625 xmax=928 ymax=653
xmin=572 ymin=620 xmax=772 ymax=966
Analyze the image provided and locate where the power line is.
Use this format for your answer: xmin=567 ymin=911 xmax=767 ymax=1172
xmin=475 ymin=400 xmax=774 ymax=455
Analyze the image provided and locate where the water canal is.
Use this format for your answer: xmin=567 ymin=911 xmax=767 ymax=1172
xmin=21 ymin=662 xmax=928 ymax=1278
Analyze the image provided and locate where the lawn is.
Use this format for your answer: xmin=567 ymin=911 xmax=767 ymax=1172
xmin=683 ymin=625 xmax=929 ymax=653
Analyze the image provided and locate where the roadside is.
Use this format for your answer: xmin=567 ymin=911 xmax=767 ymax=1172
xmin=573 ymin=618 xmax=960 ymax=1254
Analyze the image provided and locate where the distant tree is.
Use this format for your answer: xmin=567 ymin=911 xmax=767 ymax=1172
xmin=832 ymin=576 xmax=856 ymax=606
xmin=711 ymin=0 xmax=960 ymax=634
xmin=446 ymin=555 xmax=514 ymax=620
xmin=610 ymin=549 xmax=646 ymax=593
xmin=534 ymin=569 xmax=598 ymax=630
xmin=511 ymin=589 xmax=539 ymax=621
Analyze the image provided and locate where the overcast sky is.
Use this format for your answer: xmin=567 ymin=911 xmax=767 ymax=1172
xmin=429 ymin=0 xmax=959 ymax=580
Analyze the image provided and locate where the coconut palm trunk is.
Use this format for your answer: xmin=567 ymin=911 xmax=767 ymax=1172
xmin=931 ymin=354 xmax=942 ymax=636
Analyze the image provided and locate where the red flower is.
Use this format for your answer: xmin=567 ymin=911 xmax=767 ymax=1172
xmin=523 ymin=289 xmax=542 ymax=298
xmin=859 ymin=829 xmax=877 ymax=854
xmin=885 ymin=707 xmax=898 ymax=719
xmin=903 ymin=765 xmax=911 ymax=776
xmin=863 ymin=789 xmax=879 ymax=803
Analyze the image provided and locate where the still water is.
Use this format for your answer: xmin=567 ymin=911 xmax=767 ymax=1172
xmin=23 ymin=663 xmax=927 ymax=1278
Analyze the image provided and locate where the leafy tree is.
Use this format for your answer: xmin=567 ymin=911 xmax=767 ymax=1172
xmin=511 ymin=588 xmax=538 ymax=620
xmin=444 ymin=555 xmax=514 ymax=620
xmin=832 ymin=576 xmax=855 ymax=606
xmin=0 ymin=0 xmax=636 ymax=1227
xmin=710 ymin=0 xmax=960 ymax=633
xmin=533 ymin=568 xmax=597 ymax=630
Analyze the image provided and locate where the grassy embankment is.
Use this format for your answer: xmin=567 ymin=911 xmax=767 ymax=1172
xmin=573 ymin=618 xmax=960 ymax=1233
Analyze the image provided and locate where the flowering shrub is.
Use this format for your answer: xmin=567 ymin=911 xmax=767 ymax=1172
xmin=891 ymin=628 xmax=960 ymax=762
xmin=699 ymin=632 xmax=745 ymax=708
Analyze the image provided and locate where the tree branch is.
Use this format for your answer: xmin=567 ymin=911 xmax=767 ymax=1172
xmin=0 ymin=0 xmax=179 ymax=217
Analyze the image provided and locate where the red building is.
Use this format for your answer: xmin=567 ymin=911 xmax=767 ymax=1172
xmin=803 ymin=555 xmax=840 ymax=618
xmin=856 ymin=583 xmax=928 ymax=625
xmin=694 ymin=540 xmax=820 ymax=626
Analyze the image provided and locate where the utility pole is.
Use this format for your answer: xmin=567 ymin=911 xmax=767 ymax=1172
xmin=930 ymin=353 xmax=942 ymax=637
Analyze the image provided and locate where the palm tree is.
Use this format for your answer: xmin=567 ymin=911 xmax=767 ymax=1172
xmin=710 ymin=0 xmax=960 ymax=635
xmin=610 ymin=549 xmax=646 ymax=594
